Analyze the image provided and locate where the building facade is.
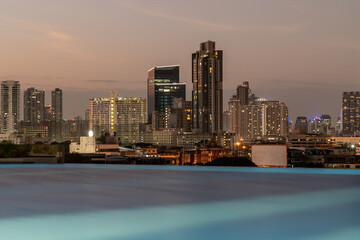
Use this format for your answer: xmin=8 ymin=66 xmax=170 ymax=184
xmin=294 ymin=116 xmax=308 ymax=133
xmin=147 ymin=65 xmax=186 ymax=127
xmin=51 ymin=88 xmax=63 ymax=142
xmin=89 ymin=94 xmax=146 ymax=145
xmin=164 ymin=98 xmax=192 ymax=132
xmin=192 ymin=41 xmax=223 ymax=134
xmin=1 ymin=80 xmax=20 ymax=134
xmin=229 ymin=99 xmax=288 ymax=141
xmin=342 ymin=92 xmax=360 ymax=136
xmin=24 ymin=87 xmax=45 ymax=125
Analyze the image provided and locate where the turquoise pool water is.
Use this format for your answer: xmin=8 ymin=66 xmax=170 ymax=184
xmin=0 ymin=165 xmax=359 ymax=240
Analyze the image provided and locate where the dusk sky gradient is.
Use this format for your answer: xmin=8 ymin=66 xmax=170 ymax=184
xmin=0 ymin=0 xmax=359 ymax=124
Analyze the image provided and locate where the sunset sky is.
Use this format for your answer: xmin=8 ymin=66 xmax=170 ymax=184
xmin=0 ymin=0 xmax=359 ymax=123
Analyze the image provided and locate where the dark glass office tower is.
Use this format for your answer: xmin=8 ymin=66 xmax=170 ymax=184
xmin=192 ymin=41 xmax=223 ymax=134
xmin=147 ymin=65 xmax=186 ymax=126
xmin=295 ymin=116 xmax=308 ymax=132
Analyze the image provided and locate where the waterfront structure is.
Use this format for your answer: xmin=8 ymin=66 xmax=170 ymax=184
xmin=24 ymin=87 xmax=45 ymax=125
xmin=192 ymin=40 xmax=223 ymax=134
xmin=89 ymin=93 xmax=146 ymax=145
xmin=288 ymin=133 xmax=335 ymax=149
xmin=342 ymin=91 xmax=360 ymax=136
xmin=147 ymin=65 xmax=186 ymax=128
xmin=294 ymin=116 xmax=308 ymax=133
xmin=1 ymin=80 xmax=20 ymax=134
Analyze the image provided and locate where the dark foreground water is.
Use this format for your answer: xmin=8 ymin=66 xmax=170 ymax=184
xmin=0 ymin=164 xmax=359 ymax=240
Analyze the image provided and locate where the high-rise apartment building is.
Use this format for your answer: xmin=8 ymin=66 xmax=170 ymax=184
xmin=262 ymin=101 xmax=288 ymax=137
xmin=1 ymin=80 xmax=20 ymax=134
xmin=192 ymin=41 xmax=223 ymax=134
xmin=342 ymin=92 xmax=360 ymax=136
xmin=24 ymin=87 xmax=45 ymax=125
xmin=51 ymin=88 xmax=63 ymax=142
xmin=164 ymin=98 xmax=192 ymax=132
xmin=234 ymin=81 xmax=249 ymax=105
xmin=89 ymin=98 xmax=110 ymax=136
xmin=89 ymin=94 xmax=146 ymax=144
xmin=51 ymin=88 xmax=63 ymax=122
xmin=147 ymin=65 xmax=186 ymax=126
xmin=229 ymin=83 xmax=288 ymax=141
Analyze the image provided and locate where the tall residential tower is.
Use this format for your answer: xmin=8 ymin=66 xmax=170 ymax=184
xmin=51 ymin=88 xmax=63 ymax=142
xmin=342 ymin=91 xmax=360 ymax=136
xmin=1 ymin=80 xmax=20 ymax=134
xmin=24 ymin=87 xmax=45 ymax=125
xmin=192 ymin=41 xmax=223 ymax=134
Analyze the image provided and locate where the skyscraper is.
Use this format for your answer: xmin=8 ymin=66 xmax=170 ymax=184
xmin=147 ymin=65 xmax=186 ymax=128
xmin=320 ymin=114 xmax=331 ymax=134
xmin=1 ymin=80 xmax=20 ymax=134
xmin=342 ymin=91 xmax=360 ymax=136
xmin=51 ymin=88 xmax=63 ymax=142
xmin=192 ymin=40 xmax=223 ymax=134
xmin=235 ymin=81 xmax=249 ymax=105
xmin=24 ymin=87 xmax=45 ymax=125
xmin=229 ymin=81 xmax=251 ymax=135
xmin=294 ymin=116 xmax=308 ymax=133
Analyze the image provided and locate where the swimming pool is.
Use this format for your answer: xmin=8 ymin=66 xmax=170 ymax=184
xmin=0 ymin=165 xmax=359 ymax=240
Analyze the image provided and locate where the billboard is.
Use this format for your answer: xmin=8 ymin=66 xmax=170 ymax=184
xmin=251 ymin=145 xmax=287 ymax=167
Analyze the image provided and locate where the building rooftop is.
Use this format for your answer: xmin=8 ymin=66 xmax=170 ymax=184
xmin=0 ymin=165 xmax=359 ymax=240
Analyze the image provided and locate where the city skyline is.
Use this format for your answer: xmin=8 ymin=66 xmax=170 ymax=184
xmin=0 ymin=0 xmax=359 ymax=123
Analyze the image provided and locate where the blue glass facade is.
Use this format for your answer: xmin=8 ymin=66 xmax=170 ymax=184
xmin=147 ymin=65 xmax=186 ymax=124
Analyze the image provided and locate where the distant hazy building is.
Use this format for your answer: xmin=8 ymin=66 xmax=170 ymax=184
xmin=342 ymin=92 xmax=360 ymax=136
xmin=1 ymin=80 xmax=20 ymax=134
xmin=44 ymin=104 xmax=52 ymax=122
xmin=320 ymin=114 xmax=331 ymax=134
xmin=234 ymin=81 xmax=249 ymax=105
xmin=89 ymin=94 xmax=146 ymax=145
xmin=51 ymin=88 xmax=63 ymax=142
xmin=308 ymin=117 xmax=321 ymax=134
xmin=223 ymin=110 xmax=231 ymax=132
xmin=89 ymin=97 xmax=110 ymax=136
xmin=24 ymin=87 xmax=45 ymax=125
xmin=192 ymin=40 xmax=223 ymax=134
xmin=294 ymin=116 xmax=308 ymax=133
xmin=147 ymin=65 xmax=186 ymax=128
